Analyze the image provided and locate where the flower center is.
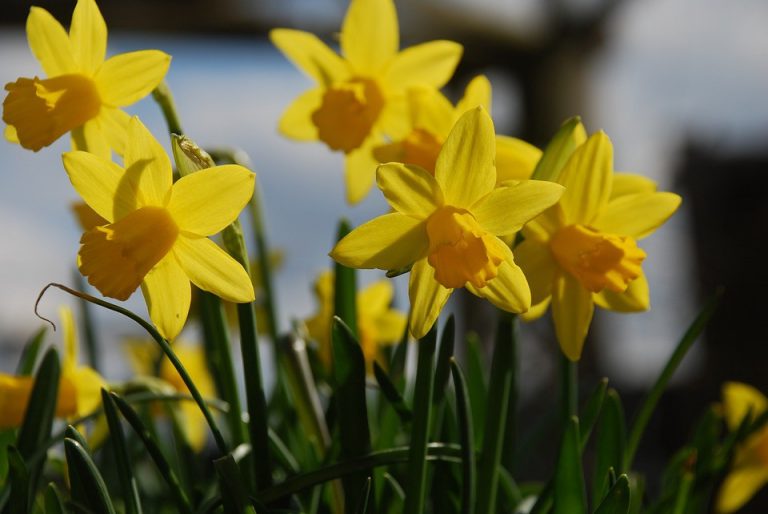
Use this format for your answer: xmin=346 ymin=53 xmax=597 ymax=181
xmin=549 ymin=224 xmax=645 ymax=293
xmin=79 ymin=206 xmax=179 ymax=301
xmin=311 ymin=78 xmax=384 ymax=153
xmin=401 ymin=128 xmax=444 ymax=173
xmin=426 ymin=206 xmax=506 ymax=289
xmin=3 ymin=74 xmax=101 ymax=151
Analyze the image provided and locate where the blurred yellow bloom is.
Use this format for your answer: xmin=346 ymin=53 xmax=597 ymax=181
xmin=63 ymin=116 xmax=255 ymax=340
xmin=331 ymin=107 xmax=563 ymax=338
xmin=2 ymin=0 xmax=170 ymax=158
xmin=0 ymin=307 xmax=105 ymax=429
xmin=124 ymin=339 xmax=215 ymax=451
xmin=270 ymin=0 xmax=462 ymax=204
xmin=515 ymin=130 xmax=681 ymax=360
xmin=305 ymin=270 xmax=407 ymax=373
xmin=373 ymin=75 xmax=541 ymax=182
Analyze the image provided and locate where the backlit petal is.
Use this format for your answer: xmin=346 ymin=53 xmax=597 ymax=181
xmin=716 ymin=466 xmax=768 ymax=514
xmin=69 ymin=0 xmax=106 ymax=74
xmin=515 ymin=239 xmax=556 ymax=305
xmin=612 ymin=172 xmax=656 ymax=198
xmin=472 ymin=180 xmax=564 ymax=237
xmin=435 ymin=107 xmax=495 ymax=208
xmin=95 ymin=50 xmax=171 ymax=107
xmin=385 ymin=41 xmax=463 ymax=90
xmin=123 ymin=116 xmax=172 ymax=207
xmin=168 ymin=165 xmax=254 ymax=236
xmin=408 ymin=258 xmax=451 ymax=339
xmin=341 ymin=0 xmax=398 ymax=74
xmin=593 ymin=272 xmax=650 ymax=312
xmin=173 ymin=236 xmax=255 ymax=303
xmin=495 ymin=136 xmax=541 ymax=182
xmin=278 ymin=88 xmax=322 ymax=140
xmin=558 ymin=131 xmax=613 ymax=225
xmin=377 ymin=162 xmax=442 ymax=217
xmin=408 ymin=87 xmax=455 ymax=136
xmin=466 ymin=243 xmax=530 ymax=313
xmin=26 ymin=7 xmax=76 ymax=76
xmin=344 ymin=136 xmax=380 ymax=204
xmin=331 ymin=213 xmax=428 ymax=270
xmin=269 ymin=29 xmax=348 ymax=87
xmin=71 ymin=117 xmax=110 ymax=159
xmin=593 ymin=192 xmax=681 ymax=240
xmin=552 ymin=273 xmax=594 ymax=361
xmin=97 ymin=107 xmax=130 ymax=155
xmin=62 ymin=150 xmax=136 ymax=222
xmin=456 ymin=75 xmax=491 ymax=115
xmin=722 ymin=382 xmax=768 ymax=432
xmin=141 ymin=252 xmax=191 ymax=341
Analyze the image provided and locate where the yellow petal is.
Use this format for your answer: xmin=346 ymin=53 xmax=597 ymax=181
xmin=385 ymin=40 xmax=463 ymax=90
xmin=344 ymin=136 xmax=380 ymax=204
xmin=59 ymin=306 xmax=77 ymax=371
xmin=611 ymin=172 xmax=657 ymax=198
xmin=552 ymin=273 xmax=594 ymax=361
xmin=278 ymin=88 xmax=322 ymax=141
xmin=71 ymin=117 xmax=110 ymax=159
xmin=593 ymin=272 xmax=650 ymax=312
xmin=123 ymin=116 xmax=173 ymax=207
xmin=71 ymin=201 xmax=108 ymax=231
xmin=376 ymin=162 xmax=442 ymax=217
xmin=521 ymin=297 xmax=551 ymax=322
xmin=168 ymin=165 xmax=255 ymax=237
xmin=123 ymin=339 xmax=156 ymax=376
xmin=341 ymin=0 xmax=398 ymax=74
xmin=531 ymin=117 xmax=587 ymax=182
xmin=358 ymin=280 xmax=394 ymax=315
xmin=408 ymin=258 xmax=452 ymax=339
xmin=376 ymin=93 xmax=410 ymax=139
xmin=179 ymin=402 xmax=208 ymax=451
xmin=269 ymin=29 xmax=348 ymax=87
xmin=558 ymin=131 xmax=613 ymax=225
xmin=716 ymin=466 xmax=768 ymax=513
xmin=95 ymin=50 xmax=171 ymax=107
xmin=495 ymin=136 xmax=541 ymax=182
xmin=456 ymin=75 xmax=491 ymax=115
xmin=593 ymin=192 xmax=681 ymax=240
xmin=26 ymin=7 xmax=76 ymax=76
xmin=435 ymin=107 xmax=495 ymax=208
xmin=68 ymin=366 xmax=106 ymax=418
xmin=0 ymin=375 xmax=34 ymax=428
xmin=97 ymin=107 xmax=130 ymax=155
xmin=330 ymin=213 xmax=428 ymax=270
xmin=141 ymin=252 xmax=191 ymax=341
xmin=514 ymin=239 xmax=556 ymax=306
xmin=466 ymin=243 xmax=531 ymax=313
xmin=408 ymin=87 xmax=455 ymax=136
xmin=472 ymin=180 xmax=564 ymax=237
xmin=173 ymin=236 xmax=255 ymax=303
xmin=722 ymin=382 xmax=768 ymax=432
xmin=62 ymin=150 xmax=134 ymax=223
xmin=373 ymin=310 xmax=408 ymax=342
xmin=69 ymin=0 xmax=107 ymax=74
xmin=4 ymin=125 xmax=19 ymax=143
xmin=521 ymin=206 xmax=563 ymax=244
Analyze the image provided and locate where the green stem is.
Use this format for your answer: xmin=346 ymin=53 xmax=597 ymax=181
xmin=561 ymin=356 xmax=578 ymax=422
xmin=249 ymin=177 xmax=280 ymax=343
xmin=152 ymin=81 xmax=183 ymax=135
xmin=72 ymin=271 xmax=99 ymax=370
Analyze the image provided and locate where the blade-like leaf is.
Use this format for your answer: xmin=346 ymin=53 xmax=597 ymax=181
xmin=15 ymin=327 xmax=46 ymax=375
xmin=451 ymin=359 xmax=475 ymax=514
xmin=334 ymin=219 xmax=358 ymax=337
xmin=64 ymin=437 xmax=117 ymax=514
xmin=593 ymin=389 xmax=626 ymax=503
xmin=553 ymin=417 xmax=586 ymax=514
xmin=44 ymin=483 xmax=66 ymax=514
xmin=101 ymin=389 xmax=142 ymax=514
xmin=373 ymin=362 xmax=412 ymax=423
xmin=594 ymin=474 xmax=630 ymax=514
xmin=215 ymin=454 xmax=258 ymax=514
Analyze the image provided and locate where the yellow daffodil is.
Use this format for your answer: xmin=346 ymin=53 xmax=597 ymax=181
xmin=330 ymin=107 xmax=564 ymax=338
xmin=515 ymin=130 xmax=681 ymax=360
xmin=373 ymin=75 xmax=541 ymax=183
xmin=2 ymin=0 xmax=170 ymax=158
xmin=62 ymin=116 xmax=256 ymax=340
xmin=270 ymin=0 xmax=463 ymax=204
xmin=124 ymin=339 xmax=215 ymax=451
xmin=305 ymin=270 xmax=407 ymax=373
xmin=0 ymin=307 xmax=105 ymax=429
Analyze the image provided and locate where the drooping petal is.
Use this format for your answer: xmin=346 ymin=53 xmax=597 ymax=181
xmin=167 ymin=165 xmax=254 ymax=237
xmin=269 ymin=29 xmax=348 ymax=87
xmin=330 ymin=213 xmax=428 ymax=270
xmin=408 ymin=258 xmax=452 ymax=339
xmin=593 ymin=272 xmax=650 ymax=312
xmin=466 ymin=243 xmax=530 ymax=313
xmin=472 ymin=180 xmax=564 ymax=237
xmin=69 ymin=0 xmax=107 ymax=74
xmin=341 ymin=0 xmax=398 ymax=74
xmin=95 ymin=50 xmax=171 ymax=107
xmin=71 ymin=117 xmax=110 ymax=159
xmin=495 ymin=136 xmax=541 ymax=182
xmin=62 ymin=150 xmax=135 ymax=222
xmin=716 ymin=466 xmax=768 ymax=514
xmin=722 ymin=382 xmax=768 ymax=432
xmin=408 ymin=87 xmax=455 ymax=136
xmin=376 ymin=162 xmax=442 ymax=217
xmin=141 ymin=252 xmax=191 ymax=341
xmin=97 ymin=107 xmax=130 ymax=155
xmin=384 ymin=40 xmax=463 ymax=90
xmin=123 ymin=116 xmax=172 ymax=207
xmin=435 ymin=107 xmax=496 ymax=208
xmin=514 ymin=239 xmax=556 ymax=306
xmin=551 ymin=273 xmax=594 ymax=361
xmin=278 ymin=88 xmax=322 ymax=141
xmin=456 ymin=75 xmax=491 ymax=115
xmin=173 ymin=236 xmax=255 ymax=303
xmin=344 ymin=136 xmax=380 ymax=204
xmin=521 ymin=297 xmax=551 ymax=322
xmin=593 ymin=192 xmax=682 ymax=240
xmin=558 ymin=131 xmax=613 ymax=225
xmin=611 ymin=172 xmax=657 ymax=198
xmin=26 ymin=7 xmax=76 ymax=76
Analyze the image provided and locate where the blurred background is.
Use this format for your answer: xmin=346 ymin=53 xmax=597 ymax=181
xmin=1 ymin=0 xmax=767 ymax=509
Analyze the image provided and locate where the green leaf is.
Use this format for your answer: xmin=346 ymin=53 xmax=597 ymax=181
xmin=451 ymin=359 xmax=475 ymax=514
xmin=101 ymin=389 xmax=143 ymax=514
xmin=465 ymin=332 xmax=487 ymax=447
xmin=594 ymin=474 xmax=630 ymax=514
xmin=431 ymin=315 xmax=455 ymax=439
xmin=353 ymin=477 xmax=372 ymax=514
xmin=530 ymin=116 xmax=585 ymax=182
xmin=593 ymin=389 xmax=626 ymax=503
xmin=215 ymin=454 xmax=258 ymax=514
xmin=373 ymin=362 xmax=412 ymax=423
xmin=553 ymin=417 xmax=586 ymax=514
xmin=64 ymin=437 xmax=117 ymax=514
xmin=580 ymin=378 xmax=608 ymax=449
xmin=44 ymin=483 xmax=66 ymax=514
xmin=334 ymin=219 xmax=358 ymax=337
xmin=15 ymin=327 xmax=46 ymax=375
xmin=6 ymin=446 xmax=30 ymax=514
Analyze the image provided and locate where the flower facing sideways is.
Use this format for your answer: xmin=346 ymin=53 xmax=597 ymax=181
xmin=3 ymin=0 xmax=170 ymax=158
xmin=331 ymin=107 xmax=564 ymax=338
xmin=515 ymin=131 xmax=681 ymax=361
xmin=63 ymin=116 xmax=255 ymax=340
xmin=271 ymin=0 xmax=462 ymax=204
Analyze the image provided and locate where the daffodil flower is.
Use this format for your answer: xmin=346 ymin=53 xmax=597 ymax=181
xmin=331 ymin=107 xmax=564 ymax=338
xmin=3 ymin=0 xmax=170 ymax=158
xmin=62 ymin=116 xmax=256 ymax=340
xmin=373 ymin=75 xmax=541 ymax=182
xmin=305 ymin=270 xmax=407 ymax=373
xmin=270 ymin=0 xmax=463 ymax=204
xmin=515 ymin=130 xmax=682 ymax=360
xmin=0 ymin=307 xmax=105 ymax=429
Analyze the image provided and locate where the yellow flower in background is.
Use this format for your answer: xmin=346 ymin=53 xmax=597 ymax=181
xmin=2 ymin=0 xmax=170 ymax=158
xmin=0 ymin=307 xmax=105 ymax=429
xmin=331 ymin=107 xmax=564 ymax=338
xmin=270 ymin=0 xmax=463 ymax=204
xmin=373 ymin=75 xmax=541 ymax=183
xmin=62 ymin=116 xmax=255 ymax=340
xmin=305 ymin=271 xmax=407 ymax=373
xmin=717 ymin=382 xmax=768 ymax=513
xmin=515 ymin=131 xmax=681 ymax=361
xmin=124 ymin=339 xmax=215 ymax=451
